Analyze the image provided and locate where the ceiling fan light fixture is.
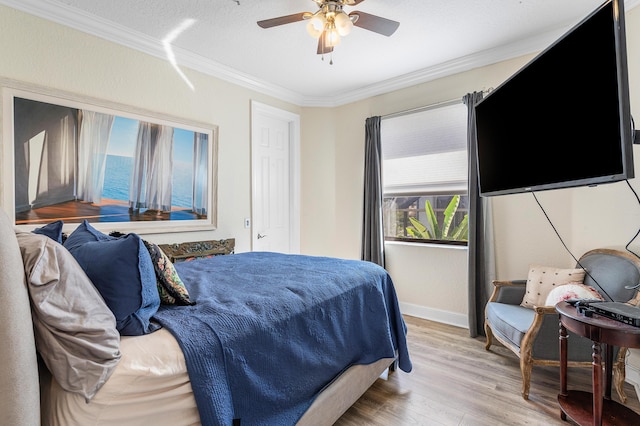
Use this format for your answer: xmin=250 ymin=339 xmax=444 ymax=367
xmin=334 ymin=11 xmax=353 ymax=36
xmin=306 ymin=14 xmax=326 ymax=38
xmin=326 ymin=26 xmax=341 ymax=47
xmin=306 ymin=21 xmax=323 ymax=38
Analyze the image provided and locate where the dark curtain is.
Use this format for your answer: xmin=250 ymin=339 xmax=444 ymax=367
xmin=463 ymin=92 xmax=496 ymax=337
xmin=361 ymin=116 xmax=385 ymax=267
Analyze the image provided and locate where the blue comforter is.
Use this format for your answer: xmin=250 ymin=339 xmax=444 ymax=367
xmin=153 ymin=252 xmax=411 ymax=426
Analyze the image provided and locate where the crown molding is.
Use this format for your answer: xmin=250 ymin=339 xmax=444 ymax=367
xmin=303 ymin=29 xmax=564 ymax=107
xmin=2 ymin=0 xmax=639 ymax=107
xmin=312 ymin=0 xmax=640 ymax=107
xmin=0 ymin=0 xmax=306 ymax=105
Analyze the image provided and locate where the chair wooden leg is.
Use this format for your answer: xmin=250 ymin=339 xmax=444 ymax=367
xmin=484 ymin=322 xmax=493 ymax=350
xmin=520 ymin=355 xmax=532 ymax=400
xmin=517 ymin=308 xmax=547 ymax=400
xmin=614 ymin=348 xmax=628 ymax=403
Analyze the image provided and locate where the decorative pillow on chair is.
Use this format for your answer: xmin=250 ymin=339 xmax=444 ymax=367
xmin=64 ymin=221 xmax=160 ymax=336
xmin=33 ymin=220 xmax=64 ymax=244
xmin=520 ymin=265 xmax=586 ymax=308
xmin=545 ymin=283 xmax=604 ymax=306
xmin=16 ymin=231 xmax=121 ymax=401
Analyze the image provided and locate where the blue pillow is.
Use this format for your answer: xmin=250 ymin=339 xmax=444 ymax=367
xmin=33 ymin=220 xmax=64 ymax=244
xmin=63 ymin=221 xmax=160 ymax=336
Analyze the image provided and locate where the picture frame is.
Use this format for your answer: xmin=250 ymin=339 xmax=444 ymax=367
xmin=1 ymin=79 xmax=218 ymax=234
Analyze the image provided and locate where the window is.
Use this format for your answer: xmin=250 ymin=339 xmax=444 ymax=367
xmin=381 ymin=101 xmax=468 ymax=245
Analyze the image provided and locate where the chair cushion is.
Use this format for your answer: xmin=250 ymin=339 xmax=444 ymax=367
xmin=520 ymin=265 xmax=585 ymax=308
xmin=486 ymin=302 xmax=535 ymax=350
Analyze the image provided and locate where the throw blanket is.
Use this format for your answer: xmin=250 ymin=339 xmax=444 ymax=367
xmin=153 ymin=252 xmax=411 ymax=426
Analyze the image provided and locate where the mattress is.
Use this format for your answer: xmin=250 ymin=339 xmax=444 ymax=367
xmin=39 ymin=326 xmax=394 ymax=426
xmin=40 ymin=328 xmax=200 ymax=426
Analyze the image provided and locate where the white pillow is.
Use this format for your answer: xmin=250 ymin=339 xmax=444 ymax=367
xmin=545 ymin=283 xmax=604 ymax=306
xmin=16 ymin=231 xmax=121 ymax=401
xmin=520 ymin=264 xmax=586 ymax=309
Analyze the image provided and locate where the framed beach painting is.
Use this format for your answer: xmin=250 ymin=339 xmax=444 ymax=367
xmin=1 ymin=81 xmax=218 ymax=234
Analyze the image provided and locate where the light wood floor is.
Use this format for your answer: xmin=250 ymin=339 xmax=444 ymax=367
xmin=336 ymin=315 xmax=640 ymax=425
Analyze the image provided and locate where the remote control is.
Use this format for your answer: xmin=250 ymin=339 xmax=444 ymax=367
xmin=565 ymin=298 xmax=604 ymax=307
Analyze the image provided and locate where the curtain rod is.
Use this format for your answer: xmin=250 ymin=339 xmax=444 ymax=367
xmin=381 ymin=88 xmax=492 ymax=120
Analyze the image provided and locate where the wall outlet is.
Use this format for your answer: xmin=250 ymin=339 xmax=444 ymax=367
xmin=244 ymin=218 xmax=251 ymax=229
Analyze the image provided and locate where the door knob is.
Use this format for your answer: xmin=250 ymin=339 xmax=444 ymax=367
xmin=257 ymin=233 xmax=267 ymax=239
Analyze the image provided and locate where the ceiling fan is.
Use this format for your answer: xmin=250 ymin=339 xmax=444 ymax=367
xmin=257 ymin=0 xmax=400 ymax=62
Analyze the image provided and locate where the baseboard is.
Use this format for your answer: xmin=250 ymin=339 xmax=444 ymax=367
xmin=399 ymin=302 xmax=468 ymax=329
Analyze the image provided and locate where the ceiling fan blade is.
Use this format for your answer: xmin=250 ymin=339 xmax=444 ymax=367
xmin=257 ymin=12 xmax=308 ymax=29
xmin=317 ymin=33 xmax=334 ymax=55
xmin=349 ymin=11 xmax=399 ymax=36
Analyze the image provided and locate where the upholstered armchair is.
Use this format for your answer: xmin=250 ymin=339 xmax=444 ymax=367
xmin=484 ymin=248 xmax=640 ymax=400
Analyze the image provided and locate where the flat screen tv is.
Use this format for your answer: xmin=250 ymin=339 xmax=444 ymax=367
xmin=474 ymin=0 xmax=635 ymax=197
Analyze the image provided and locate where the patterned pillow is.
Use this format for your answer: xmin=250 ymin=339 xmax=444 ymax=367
xmin=520 ymin=264 xmax=586 ymax=309
xmin=143 ymin=240 xmax=195 ymax=306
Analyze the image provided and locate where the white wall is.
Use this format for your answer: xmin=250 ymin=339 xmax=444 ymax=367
xmin=299 ymin=107 xmax=339 ymax=255
xmin=3 ymin=5 xmax=640 ymax=328
xmin=385 ymin=243 xmax=469 ymax=327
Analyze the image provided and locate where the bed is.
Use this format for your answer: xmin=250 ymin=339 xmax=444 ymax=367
xmin=0 ymin=207 xmax=411 ymax=426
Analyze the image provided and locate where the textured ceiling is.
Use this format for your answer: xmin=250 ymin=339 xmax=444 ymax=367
xmin=3 ymin=0 xmax=639 ymax=106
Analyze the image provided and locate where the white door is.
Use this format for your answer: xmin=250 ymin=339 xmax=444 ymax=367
xmin=250 ymin=101 xmax=300 ymax=253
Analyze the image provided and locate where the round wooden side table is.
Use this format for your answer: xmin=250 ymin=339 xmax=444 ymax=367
xmin=556 ymin=301 xmax=640 ymax=425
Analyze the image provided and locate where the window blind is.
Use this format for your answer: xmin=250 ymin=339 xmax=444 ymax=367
xmin=381 ymin=101 xmax=468 ymax=196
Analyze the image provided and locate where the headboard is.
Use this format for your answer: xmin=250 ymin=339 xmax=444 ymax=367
xmin=0 ymin=208 xmax=40 ymax=425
